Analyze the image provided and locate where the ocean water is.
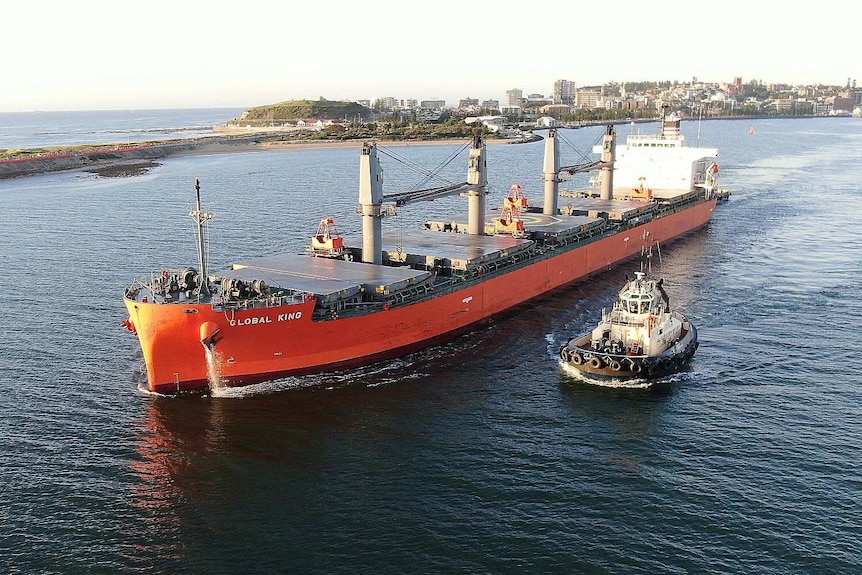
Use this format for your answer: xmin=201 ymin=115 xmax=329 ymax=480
xmin=0 ymin=107 xmax=245 ymax=150
xmin=0 ymin=112 xmax=861 ymax=574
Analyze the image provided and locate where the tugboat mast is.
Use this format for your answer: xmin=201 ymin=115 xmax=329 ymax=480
xmin=189 ymin=178 xmax=213 ymax=295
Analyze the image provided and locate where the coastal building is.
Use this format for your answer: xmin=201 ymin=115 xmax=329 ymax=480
xmin=481 ymin=99 xmax=501 ymax=112
xmin=535 ymin=116 xmax=558 ymax=127
xmin=832 ymin=94 xmax=856 ymax=113
xmin=373 ymin=97 xmax=398 ymax=111
xmin=416 ymin=109 xmax=444 ymax=122
xmin=463 ymin=115 xmax=505 ymax=132
xmin=814 ymin=102 xmax=831 ymax=115
xmin=501 ymin=105 xmax=522 ymax=119
xmin=575 ymin=89 xmax=601 ymax=108
xmin=774 ymin=99 xmax=796 ymax=114
xmin=526 ymin=94 xmax=552 ymax=108
xmin=457 ymin=98 xmax=481 ymax=115
xmin=553 ymin=80 xmax=576 ymax=105
xmin=421 ymin=99 xmax=446 ymax=110
xmin=539 ymin=104 xmax=573 ymax=116
xmin=506 ymin=88 xmax=523 ymax=107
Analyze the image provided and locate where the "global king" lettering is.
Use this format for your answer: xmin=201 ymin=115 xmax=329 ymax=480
xmin=228 ymin=311 xmax=302 ymax=327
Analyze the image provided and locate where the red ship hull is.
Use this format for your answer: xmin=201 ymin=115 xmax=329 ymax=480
xmin=125 ymin=199 xmax=716 ymax=394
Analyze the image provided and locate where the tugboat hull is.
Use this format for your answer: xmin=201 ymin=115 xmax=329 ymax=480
xmin=560 ymin=317 xmax=699 ymax=381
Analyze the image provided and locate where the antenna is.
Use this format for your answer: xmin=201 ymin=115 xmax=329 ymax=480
xmin=640 ymin=244 xmax=653 ymax=274
xmin=189 ymin=178 xmax=214 ymax=296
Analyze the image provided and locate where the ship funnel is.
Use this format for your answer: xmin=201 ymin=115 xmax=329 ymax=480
xmin=200 ymin=321 xmax=222 ymax=349
xmin=542 ymin=128 xmax=560 ymax=215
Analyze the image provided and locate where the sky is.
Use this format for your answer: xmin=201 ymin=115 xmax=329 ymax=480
xmin=1 ymin=0 xmax=858 ymax=113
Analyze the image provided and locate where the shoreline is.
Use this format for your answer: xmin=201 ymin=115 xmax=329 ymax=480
xmin=0 ymin=133 xmax=542 ymax=180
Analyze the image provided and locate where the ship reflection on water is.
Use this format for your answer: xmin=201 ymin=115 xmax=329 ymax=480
xmin=127 ymin=349 xmax=475 ymax=520
xmin=127 ymin=391 xmax=362 ymax=565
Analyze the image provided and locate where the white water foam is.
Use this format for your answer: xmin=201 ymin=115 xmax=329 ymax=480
xmin=204 ymin=347 xmax=226 ymax=391
xmin=136 ymin=382 xmax=174 ymax=398
xmin=208 ymin=377 xmax=311 ymax=398
xmin=559 ymin=360 xmax=654 ymax=389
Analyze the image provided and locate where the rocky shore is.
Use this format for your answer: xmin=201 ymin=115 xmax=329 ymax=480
xmin=0 ymin=133 xmax=542 ymax=180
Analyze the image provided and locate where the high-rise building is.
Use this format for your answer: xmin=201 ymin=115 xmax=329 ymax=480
xmin=420 ymin=99 xmax=446 ymax=109
xmin=374 ymin=97 xmax=398 ymax=111
xmin=575 ymin=89 xmax=601 ymax=108
xmin=481 ymin=99 xmax=500 ymax=112
xmin=506 ymin=88 xmax=523 ymax=107
xmin=553 ymin=80 xmax=576 ymax=105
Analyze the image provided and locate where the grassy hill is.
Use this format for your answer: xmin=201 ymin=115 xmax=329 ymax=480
xmin=230 ymin=98 xmax=372 ymax=125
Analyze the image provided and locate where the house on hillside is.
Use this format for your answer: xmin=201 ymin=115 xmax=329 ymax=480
xmin=464 ymin=115 xmax=506 ymax=133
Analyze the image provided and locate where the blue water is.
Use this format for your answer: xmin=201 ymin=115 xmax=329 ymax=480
xmin=0 ymin=107 xmax=245 ymax=150
xmin=0 ymin=111 xmax=861 ymax=574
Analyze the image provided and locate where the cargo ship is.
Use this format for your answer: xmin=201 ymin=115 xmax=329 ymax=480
xmin=123 ymin=114 xmax=724 ymax=394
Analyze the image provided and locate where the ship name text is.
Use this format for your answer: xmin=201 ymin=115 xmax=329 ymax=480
xmin=229 ymin=311 xmax=303 ymax=327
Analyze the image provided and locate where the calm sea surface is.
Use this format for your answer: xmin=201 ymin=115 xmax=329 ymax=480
xmin=0 ymin=108 xmax=245 ymax=150
xmin=0 ymin=112 xmax=860 ymax=574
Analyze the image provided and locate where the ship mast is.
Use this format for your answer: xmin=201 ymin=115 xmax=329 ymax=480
xmin=599 ymin=125 xmax=615 ymax=200
xmin=542 ymin=126 xmax=616 ymax=206
xmin=542 ymin=128 xmax=560 ymax=215
xmin=189 ymin=178 xmax=213 ymax=295
xmin=359 ymin=143 xmax=384 ymax=264
xmin=464 ymin=133 xmax=487 ymax=235
xmin=358 ymin=137 xmax=488 ymax=264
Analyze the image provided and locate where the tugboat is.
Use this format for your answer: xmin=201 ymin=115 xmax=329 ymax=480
xmin=559 ymin=257 xmax=699 ymax=382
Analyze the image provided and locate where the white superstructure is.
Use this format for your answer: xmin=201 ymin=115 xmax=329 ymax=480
xmin=594 ymin=110 xmax=720 ymax=198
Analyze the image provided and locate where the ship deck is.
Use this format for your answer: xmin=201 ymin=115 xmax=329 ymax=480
xmin=216 ymin=188 xmax=696 ymax=303
xmin=361 ymin=229 xmax=535 ymax=271
xmin=223 ymin=228 xmax=537 ymax=300
xmin=225 ymin=253 xmax=431 ymax=301
xmin=528 ymin=197 xmax=655 ymax=221
xmin=561 ymin=186 xmax=696 ymax=201
xmin=428 ymin=205 xmax=612 ymax=236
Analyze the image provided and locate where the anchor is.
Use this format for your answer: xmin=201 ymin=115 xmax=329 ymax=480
xmin=199 ymin=321 xmax=222 ymax=349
